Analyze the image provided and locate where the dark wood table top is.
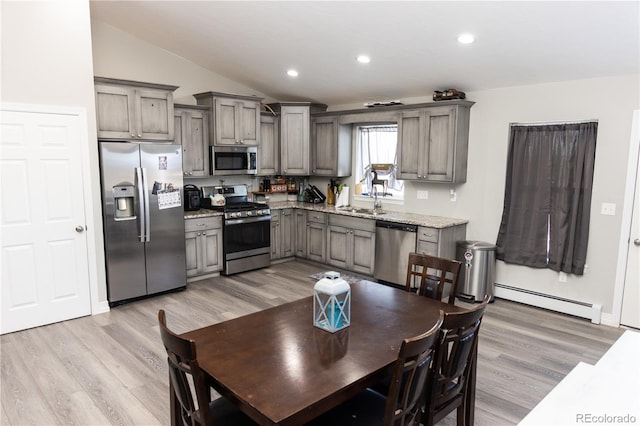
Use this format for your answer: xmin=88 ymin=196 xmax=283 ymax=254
xmin=182 ymin=280 xmax=464 ymax=425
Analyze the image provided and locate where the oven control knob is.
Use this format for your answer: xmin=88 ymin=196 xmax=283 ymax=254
xmin=247 ymin=211 xmax=255 ymax=216
xmin=230 ymin=212 xmax=240 ymax=218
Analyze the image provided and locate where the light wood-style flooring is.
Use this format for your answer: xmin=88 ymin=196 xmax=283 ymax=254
xmin=1 ymin=260 xmax=624 ymax=425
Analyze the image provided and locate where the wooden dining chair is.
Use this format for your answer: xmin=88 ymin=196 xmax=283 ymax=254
xmin=422 ymin=295 xmax=490 ymax=426
xmin=158 ymin=310 xmax=256 ymax=426
xmin=405 ymin=252 xmax=462 ymax=305
xmin=307 ymin=313 xmax=444 ymax=426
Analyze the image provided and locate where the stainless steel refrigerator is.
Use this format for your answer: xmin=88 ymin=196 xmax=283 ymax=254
xmin=99 ymin=141 xmax=186 ymax=304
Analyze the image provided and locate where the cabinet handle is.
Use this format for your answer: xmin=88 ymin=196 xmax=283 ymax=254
xmin=197 ymin=232 xmax=201 ymax=236
xmin=196 ymin=223 xmax=206 ymax=227
xmin=137 ymin=134 xmax=142 ymax=138
xmin=202 ymin=232 xmax=206 ymax=236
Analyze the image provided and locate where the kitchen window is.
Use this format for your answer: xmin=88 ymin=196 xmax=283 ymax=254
xmin=355 ymin=124 xmax=404 ymax=200
xmin=496 ymin=121 xmax=598 ymax=275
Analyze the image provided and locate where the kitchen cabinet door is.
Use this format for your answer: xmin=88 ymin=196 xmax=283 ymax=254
xmin=259 ymin=114 xmax=279 ymax=175
xmin=185 ymin=231 xmax=200 ymax=277
xmin=306 ymin=221 xmax=326 ymax=263
xmin=95 ymin=78 xmax=177 ymax=141
xmin=351 ymin=229 xmax=375 ymax=275
xmin=396 ymin=101 xmax=473 ymax=183
xmin=295 ymin=210 xmax=307 ymax=258
xmin=175 ymin=105 xmax=209 ymax=177
xmin=214 ymin=97 xmax=260 ymax=145
xmin=311 ymin=117 xmax=352 ymax=177
xmin=327 ymin=225 xmax=350 ymax=269
xmin=280 ymin=209 xmax=295 ymax=258
xmin=281 ymin=105 xmax=310 ymax=175
xmin=201 ymin=229 xmax=223 ymax=273
xmin=185 ymin=217 xmax=223 ymax=280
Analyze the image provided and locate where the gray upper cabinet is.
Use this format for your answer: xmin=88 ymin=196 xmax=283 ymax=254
xmin=258 ymin=113 xmax=279 ymax=176
xmin=174 ymin=104 xmax=209 ymax=177
xmin=268 ymin=102 xmax=327 ymax=176
xmin=194 ymin=92 xmax=262 ymax=146
xmin=396 ymin=100 xmax=474 ymax=183
xmin=94 ymin=77 xmax=177 ymax=141
xmin=311 ymin=116 xmax=352 ymax=177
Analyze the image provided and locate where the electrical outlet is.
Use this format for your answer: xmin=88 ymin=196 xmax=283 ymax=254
xmin=558 ymin=272 xmax=567 ymax=282
xmin=601 ymin=203 xmax=616 ymax=216
xmin=450 ymin=189 xmax=457 ymax=202
xmin=417 ymin=190 xmax=429 ymax=200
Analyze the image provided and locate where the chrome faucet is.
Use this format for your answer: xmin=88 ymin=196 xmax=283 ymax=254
xmin=372 ymin=185 xmax=382 ymax=210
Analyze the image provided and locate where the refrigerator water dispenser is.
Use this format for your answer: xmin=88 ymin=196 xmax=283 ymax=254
xmin=113 ymin=184 xmax=136 ymax=220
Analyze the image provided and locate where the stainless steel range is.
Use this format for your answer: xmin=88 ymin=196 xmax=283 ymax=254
xmin=205 ymin=185 xmax=271 ymax=275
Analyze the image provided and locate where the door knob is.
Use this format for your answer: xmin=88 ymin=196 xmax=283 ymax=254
xmin=634 ymin=238 xmax=640 ymax=246
xmin=75 ymin=226 xmax=84 ymax=233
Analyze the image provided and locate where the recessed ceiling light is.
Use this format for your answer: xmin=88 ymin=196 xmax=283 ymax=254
xmin=287 ymin=69 xmax=299 ymax=77
xmin=457 ymin=33 xmax=475 ymax=44
xmin=357 ymin=55 xmax=371 ymax=64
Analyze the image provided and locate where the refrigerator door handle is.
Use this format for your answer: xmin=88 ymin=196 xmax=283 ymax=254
xmin=135 ymin=167 xmax=146 ymax=242
xmin=141 ymin=167 xmax=151 ymax=242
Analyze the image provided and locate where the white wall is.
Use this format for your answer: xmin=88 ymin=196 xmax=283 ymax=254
xmin=1 ymin=0 xmax=107 ymax=307
xmin=333 ymin=75 xmax=640 ymax=315
xmin=90 ymin=20 xmax=271 ymax=105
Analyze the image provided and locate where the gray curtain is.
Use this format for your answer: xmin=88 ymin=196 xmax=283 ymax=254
xmin=496 ymin=122 xmax=597 ymax=275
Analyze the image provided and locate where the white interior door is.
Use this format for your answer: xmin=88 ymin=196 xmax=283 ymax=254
xmin=621 ymin=112 xmax=640 ymax=329
xmin=1 ymin=108 xmax=91 ymax=334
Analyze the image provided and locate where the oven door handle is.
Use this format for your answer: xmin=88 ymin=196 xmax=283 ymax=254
xmin=225 ymin=215 xmax=272 ymax=226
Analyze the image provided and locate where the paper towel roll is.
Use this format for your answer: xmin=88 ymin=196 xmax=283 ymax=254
xmin=335 ymin=187 xmax=349 ymax=207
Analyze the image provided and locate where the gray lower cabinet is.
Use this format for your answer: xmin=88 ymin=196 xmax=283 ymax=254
xmin=271 ymin=209 xmax=294 ymax=260
xmin=175 ymin=104 xmax=209 ymax=177
xmin=295 ymin=210 xmax=307 ymax=257
xmin=415 ymin=224 xmax=467 ymax=259
xmin=396 ymin=101 xmax=474 ymax=183
xmin=185 ymin=216 xmax=223 ymax=280
xmin=326 ymin=215 xmax=376 ymax=275
xmin=306 ymin=211 xmax=327 ymax=263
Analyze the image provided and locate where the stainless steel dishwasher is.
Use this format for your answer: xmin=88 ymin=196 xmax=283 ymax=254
xmin=374 ymin=221 xmax=418 ymax=286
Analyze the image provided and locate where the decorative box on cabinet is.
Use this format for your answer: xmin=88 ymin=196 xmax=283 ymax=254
xmin=258 ymin=112 xmax=280 ymax=176
xmin=174 ymin=104 xmax=209 ymax=177
xmin=311 ymin=116 xmax=352 ymax=177
xmin=268 ymin=102 xmax=327 ymax=176
xmin=327 ymin=215 xmax=376 ymax=275
xmin=397 ymin=100 xmax=474 ymax=183
xmin=94 ymin=77 xmax=177 ymax=141
xmin=185 ymin=216 xmax=223 ymax=280
xmin=194 ymin=91 xmax=262 ymax=146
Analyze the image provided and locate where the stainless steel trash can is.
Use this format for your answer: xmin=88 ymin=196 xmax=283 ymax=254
xmin=456 ymin=241 xmax=496 ymax=303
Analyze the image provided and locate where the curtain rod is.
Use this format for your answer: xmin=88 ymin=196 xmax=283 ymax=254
xmin=510 ymin=119 xmax=598 ymax=126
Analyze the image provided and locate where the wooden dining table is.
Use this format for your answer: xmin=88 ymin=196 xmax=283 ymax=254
xmin=181 ymin=279 xmax=465 ymax=425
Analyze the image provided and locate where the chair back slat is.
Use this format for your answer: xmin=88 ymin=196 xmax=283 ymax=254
xmin=405 ymin=253 xmax=462 ymax=304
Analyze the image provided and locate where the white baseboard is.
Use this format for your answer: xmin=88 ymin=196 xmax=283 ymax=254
xmin=494 ymin=283 xmax=602 ymax=324
xmin=91 ymin=300 xmax=110 ymax=315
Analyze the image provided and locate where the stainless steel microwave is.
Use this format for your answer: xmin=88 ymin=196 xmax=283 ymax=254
xmin=210 ymin=146 xmax=257 ymax=175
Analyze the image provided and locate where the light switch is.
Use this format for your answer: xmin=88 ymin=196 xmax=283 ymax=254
xmin=601 ymin=203 xmax=616 ymax=216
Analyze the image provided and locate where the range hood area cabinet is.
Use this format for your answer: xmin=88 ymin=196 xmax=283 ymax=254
xmin=194 ymin=92 xmax=263 ymax=146
xmin=311 ymin=116 xmax=352 ymax=177
xmin=174 ymin=104 xmax=209 ymax=177
xmin=94 ymin=77 xmax=177 ymax=141
xmin=396 ymin=100 xmax=474 ymax=183
xmin=267 ymin=102 xmax=328 ymax=176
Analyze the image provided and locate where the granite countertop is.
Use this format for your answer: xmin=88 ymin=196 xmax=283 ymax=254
xmin=184 ymin=202 xmax=468 ymax=229
xmin=267 ymin=201 xmax=468 ymax=229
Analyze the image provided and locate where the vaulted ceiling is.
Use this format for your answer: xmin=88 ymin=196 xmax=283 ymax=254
xmin=90 ymin=1 xmax=640 ymax=106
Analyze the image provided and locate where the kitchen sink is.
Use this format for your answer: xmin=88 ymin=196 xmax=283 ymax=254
xmin=350 ymin=208 xmax=385 ymax=216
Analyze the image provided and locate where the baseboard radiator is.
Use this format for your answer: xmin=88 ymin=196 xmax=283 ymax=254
xmin=494 ymin=283 xmax=602 ymax=324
